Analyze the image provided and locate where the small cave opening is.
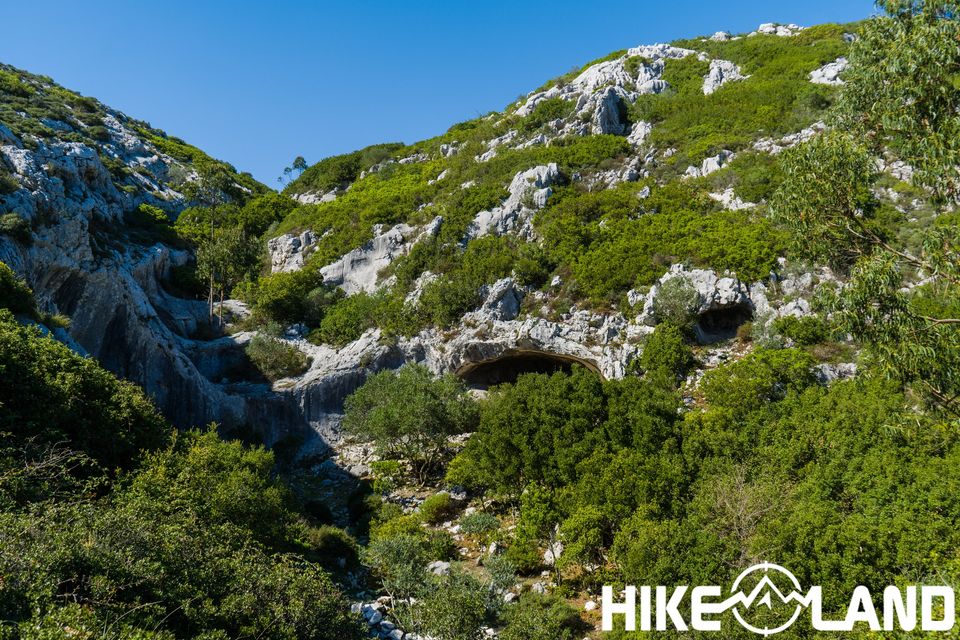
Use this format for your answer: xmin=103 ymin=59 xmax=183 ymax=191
xmin=456 ymin=350 xmax=602 ymax=388
xmin=694 ymin=304 xmax=754 ymax=344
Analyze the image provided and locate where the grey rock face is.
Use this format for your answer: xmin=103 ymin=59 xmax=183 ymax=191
xmin=267 ymin=230 xmax=317 ymax=273
xmin=592 ymin=87 xmax=631 ymax=135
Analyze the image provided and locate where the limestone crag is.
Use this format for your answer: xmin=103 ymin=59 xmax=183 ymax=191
xmin=319 ymin=216 xmax=443 ymax=294
xmin=465 ymin=163 xmax=560 ymax=240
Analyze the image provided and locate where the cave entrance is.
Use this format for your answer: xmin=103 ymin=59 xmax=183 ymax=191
xmin=694 ymin=304 xmax=753 ymax=344
xmin=455 ymin=350 xmax=602 ymax=388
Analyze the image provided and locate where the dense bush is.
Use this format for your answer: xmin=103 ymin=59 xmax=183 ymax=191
xmin=312 ymin=290 xmax=382 ymax=346
xmin=254 ymin=265 xmax=331 ymax=326
xmin=0 ymin=167 xmax=20 ymax=195
xmin=0 ymin=430 xmax=363 ymax=640
xmin=519 ymin=97 xmax=575 ymax=132
xmin=499 ymin=592 xmax=582 ymax=640
xmin=245 ymin=333 xmax=310 ymax=381
xmin=536 ymin=182 xmax=785 ymax=304
xmin=0 ymin=309 xmax=361 ymax=638
xmin=773 ymin=314 xmax=831 ymax=346
xmin=0 ymin=309 xmax=166 ymax=471
xmin=286 ymin=142 xmax=405 ymax=196
xmin=449 ymin=367 xmax=676 ymax=496
xmin=638 ymin=323 xmax=694 ymax=381
xmin=419 ymin=491 xmax=456 ymax=524
xmin=344 ymin=365 xmax=479 ymax=482
xmin=0 ymin=261 xmax=37 ymax=316
xmin=639 ymin=25 xmax=847 ymax=162
xmin=458 ymin=511 xmax=500 ymax=538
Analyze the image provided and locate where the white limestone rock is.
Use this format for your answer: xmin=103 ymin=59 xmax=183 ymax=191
xmin=467 ymin=278 xmax=524 ymax=322
xmin=466 ymin=164 xmax=559 ymax=240
xmin=810 ymin=57 xmax=849 ymax=85
xmin=294 ymin=189 xmax=337 ymax=205
xmin=320 ymin=217 xmax=442 ymax=295
xmin=753 ymin=22 xmax=805 ymax=37
xmin=753 ymin=121 xmax=826 ymax=154
xmin=685 ymin=150 xmax=734 ymax=178
xmin=703 ymin=59 xmax=748 ymax=95
xmin=639 ymin=264 xmax=754 ymax=327
xmin=628 ymin=121 xmax=653 ymax=146
xmin=267 ymin=230 xmax=317 ymax=273
xmin=814 ymin=363 xmax=858 ymax=384
xmin=709 ymin=188 xmax=756 ymax=210
xmin=592 ymin=87 xmax=631 ymax=135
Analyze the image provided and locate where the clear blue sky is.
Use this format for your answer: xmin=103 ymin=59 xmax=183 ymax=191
xmin=1 ymin=0 xmax=875 ymax=187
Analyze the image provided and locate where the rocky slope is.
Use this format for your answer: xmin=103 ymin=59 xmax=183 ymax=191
xmin=0 ymin=22 xmax=883 ymax=466
xmin=0 ymin=65 xmax=307 ymax=445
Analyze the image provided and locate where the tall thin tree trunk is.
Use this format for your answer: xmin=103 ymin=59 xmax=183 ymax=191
xmin=208 ymin=273 xmax=215 ymax=326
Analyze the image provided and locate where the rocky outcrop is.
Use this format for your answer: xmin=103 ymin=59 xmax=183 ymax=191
xmin=592 ymin=87 xmax=631 ymax=135
xmin=753 ymin=121 xmax=826 ymax=154
xmin=684 ymin=150 xmax=735 ymax=178
xmin=703 ymin=59 xmax=748 ymax=94
xmin=810 ymin=57 xmax=849 ymax=85
xmin=0 ymin=91 xmax=333 ymax=453
xmin=753 ymin=22 xmax=805 ymax=37
xmin=709 ymin=187 xmax=755 ymax=210
xmin=315 ymin=216 xmax=443 ymax=294
xmin=268 ymin=230 xmax=317 ymax=273
xmin=466 ymin=163 xmax=559 ymax=240
xmin=294 ymin=189 xmax=337 ymax=205
xmin=515 ymin=44 xmax=705 ymax=136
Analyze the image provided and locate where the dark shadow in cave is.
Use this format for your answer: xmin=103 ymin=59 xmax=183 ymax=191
xmin=456 ymin=350 xmax=602 ymax=388
xmin=694 ymin=304 xmax=754 ymax=344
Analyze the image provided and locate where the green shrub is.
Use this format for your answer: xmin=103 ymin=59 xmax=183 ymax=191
xmin=286 ymin=142 xmax=404 ymax=196
xmin=520 ymin=97 xmax=575 ymax=132
xmin=312 ymin=291 xmax=381 ymax=346
xmin=245 ymin=334 xmax=310 ymax=381
xmin=499 ymin=592 xmax=582 ymax=640
xmin=426 ymin=528 xmax=459 ymax=561
xmin=0 ymin=213 xmax=30 ymax=244
xmin=167 ymin=262 xmax=207 ymax=298
xmin=633 ymin=27 xmax=846 ymax=162
xmin=419 ymin=571 xmax=489 ymax=640
xmin=773 ymin=314 xmax=831 ymax=346
xmin=371 ymin=459 xmax=404 ymax=494
xmin=343 ymin=365 xmax=479 ymax=482
xmin=0 ymin=262 xmax=36 ymax=316
xmin=303 ymin=524 xmax=360 ymax=571
xmin=651 ymin=277 xmax=699 ymax=329
xmin=419 ymin=492 xmax=456 ymax=524
xmin=699 ymin=348 xmax=815 ymax=415
xmin=254 ymin=266 xmax=329 ymax=326
xmin=459 ymin=512 xmax=500 ymax=537
xmin=638 ymin=323 xmax=694 ymax=381
xmin=536 ymin=182 xmax=785 ymax=304
xmin=0 ymin=308 xmax=167 ymax=472
xmin=126 ymin=203 xmax=182 ymax=246
xmin=87 ymin=124 xmax=110 ymax=141
xmin=0 ymin=168 xmax=20 ymax=195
